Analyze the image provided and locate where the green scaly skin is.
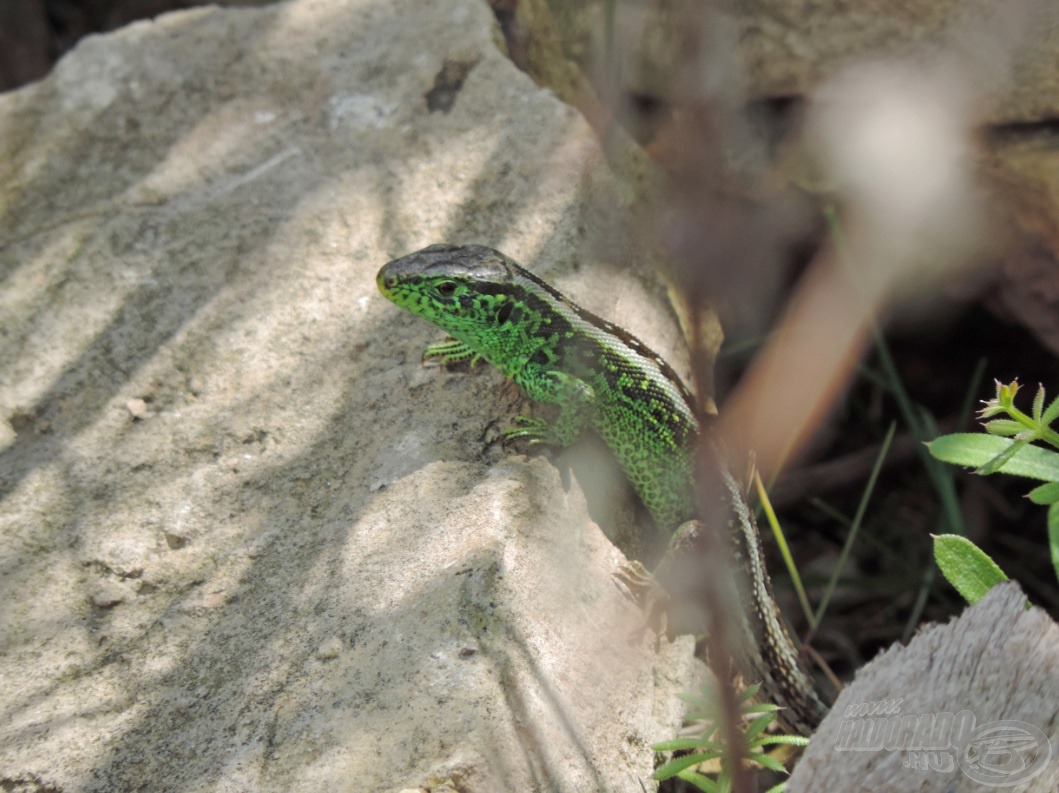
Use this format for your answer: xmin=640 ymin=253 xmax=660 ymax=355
xmin=377 ymin=243 xmax=829 ymax=735
xmin=378 ymin=243 xmax=697 ymax=533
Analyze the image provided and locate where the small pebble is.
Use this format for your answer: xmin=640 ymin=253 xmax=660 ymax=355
xmin=126 ymin=398 xmax=151 ymax=420
xmin=91 ymin=580 xmax=128 ymax=608
xmin=164 ymin=532 xmax=188 ymax=550
xmin=317 ymin=636 xmax=343 ymax=660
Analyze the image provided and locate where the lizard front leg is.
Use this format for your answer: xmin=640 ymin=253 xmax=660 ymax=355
xmin=617 ymin=518 xmax=706 ymax=644
xmin=422 ymin=337 xmax=483 ymax=367
xmin=502 ymin=370 xmax=595 ymax=447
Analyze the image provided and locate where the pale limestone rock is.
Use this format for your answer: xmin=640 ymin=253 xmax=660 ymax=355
xmin=90 ymin=578 xmax=132 ymax=608
xmin=0 ymin=0 xmax=698 ymax=791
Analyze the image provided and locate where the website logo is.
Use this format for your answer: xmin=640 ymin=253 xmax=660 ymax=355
xmin=835 ymin=703 xmax=1051 ymax=788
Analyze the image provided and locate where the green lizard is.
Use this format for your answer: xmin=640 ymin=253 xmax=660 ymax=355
xmin=377 ymin=243 xmax=829 ymax=735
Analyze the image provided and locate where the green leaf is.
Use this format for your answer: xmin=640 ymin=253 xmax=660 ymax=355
xmin=652 ymin=738 xmax=722 ymax=753
xmin=739 ymin=683 xmax=762 ymax=701
xmin=977 ymin=439 xmax=1031 ymax=475
xmin=683 ymin=708 xmax=719 ymax=722
xmin=983 ymin=419 xmax=1026 ymax=437
xmin=654 ymin=752 xmax=714 ymax=781
xmin=676 ymin=769 xmax=719 ymax=793
xmin=752 ymin=753 xmax=789 ymax=774
xmin=743 ymin=703 xmax=781 ymax=715
xmin=758 ymin=735 xmax=812 ymax=747
xmin=1033 ymin=385 xmax=1046 ymax=422
xmin=1049 ymin=503 xmax=1059 ymax=586
xmin=744 ymin=715 xmax=773 ymax=742
xmin=764 ymin=783 xmax=790 ymax=793
xmin=1042 ymin=394 xmax=1059 ymax=427
xmin=928 ymin=434 xmax=1059 ymax=481
xmin=933 ymin=535 xmax=1008 ymax=604
xmin=1029 ymin=482 xmax=1059 ymax=505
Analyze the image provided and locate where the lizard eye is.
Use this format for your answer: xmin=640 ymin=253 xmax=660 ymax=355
xmin=436 ymin=281 xmax=457 ymax=298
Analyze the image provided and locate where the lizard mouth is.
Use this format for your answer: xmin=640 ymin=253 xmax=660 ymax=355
xmin=376 ymin=268 xmax=394 ymax=297
xmin=376 ymin=262 xmax=400 ymax=295
xmin=376 ymin=263 xmax=415 ymax=305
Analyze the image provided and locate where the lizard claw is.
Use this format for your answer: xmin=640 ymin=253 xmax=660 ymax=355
xmin=423 ymin=337 xmax=482 ymax=367
xmin=499 ymin=415 xmax=555 ymax=446
xmin=615 ymin=560 xmax=670 ymax=649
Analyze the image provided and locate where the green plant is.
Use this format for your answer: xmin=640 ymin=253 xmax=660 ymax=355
xmin=652 ymin=682 xmax=809 ymax=793
xmin=927 ymin=380 xmax=1059 ymax=602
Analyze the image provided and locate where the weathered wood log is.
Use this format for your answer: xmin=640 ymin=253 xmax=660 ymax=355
xmin=790 ymin=583 xmax=1059 ymax=792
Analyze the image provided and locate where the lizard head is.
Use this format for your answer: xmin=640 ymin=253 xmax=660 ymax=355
xmin=377 ymin=244 xmax=520 ymax=335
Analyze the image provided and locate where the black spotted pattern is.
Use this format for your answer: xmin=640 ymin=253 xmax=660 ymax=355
xmin=378 ymin=244 xmax=700 ymax=532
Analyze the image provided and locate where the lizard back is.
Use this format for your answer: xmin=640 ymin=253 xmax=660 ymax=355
xmin=378 ymin=243 xmax=699 ymax=531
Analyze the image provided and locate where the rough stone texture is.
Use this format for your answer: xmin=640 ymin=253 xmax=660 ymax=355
xmin=525 ymin=0 xmax=1054 ymax=117
xmin=729 ymin=0 xmax=1059 ymax=123
xmin=983 ymin=143 xmax=1059 ymax=357
xmin=789 ymin=583 xmax=1059 ymax=793
xmin=0 ymin=1 xmax=700 ymax=790
xmin=544 ymin=0 xmax=1059 ymax=125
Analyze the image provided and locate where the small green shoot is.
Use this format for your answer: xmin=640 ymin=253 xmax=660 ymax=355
xmin=755 ymin=472 xmax=813 ymax=627
xmin=754 ymin=421 xmax=894 ymax=633
xmin=653 ymin=682 xmax=809 ymax=793
xmin=927 ymin=380 xmax=1059 ymax=600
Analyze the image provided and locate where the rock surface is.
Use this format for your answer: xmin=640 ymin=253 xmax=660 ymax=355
xmin=0 ymin=1 xmax=699 ymax=790
xmin=536 ymin=0 xmax=1059 ymax=124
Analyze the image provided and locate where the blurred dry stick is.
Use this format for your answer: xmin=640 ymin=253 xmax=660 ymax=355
xmin=719 ymin=0 xmax=1055 ymax=476
xmin=723 ymin=61 xmax=984 ymax=480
